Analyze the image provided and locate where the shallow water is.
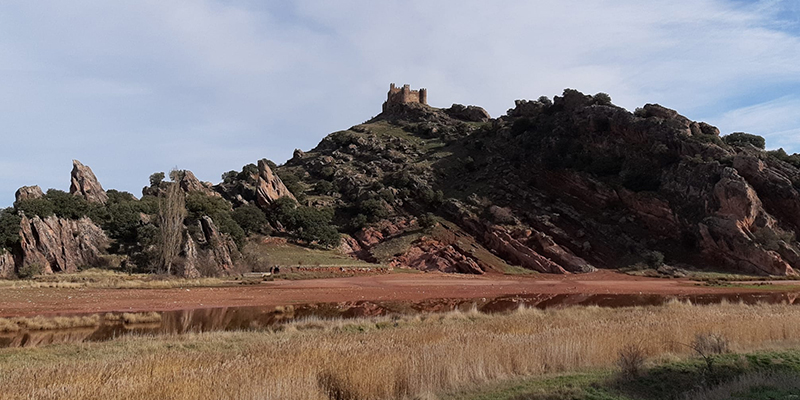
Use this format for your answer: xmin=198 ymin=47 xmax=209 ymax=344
xmin=1 ymin=291 xmax=797 ymax=348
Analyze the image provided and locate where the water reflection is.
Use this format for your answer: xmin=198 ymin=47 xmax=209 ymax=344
xmin=1 ymin=291 xmax=797 ymax=348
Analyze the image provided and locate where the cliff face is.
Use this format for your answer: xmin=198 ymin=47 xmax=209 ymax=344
xmin=18 ymin=215 xmax=109 ymax=274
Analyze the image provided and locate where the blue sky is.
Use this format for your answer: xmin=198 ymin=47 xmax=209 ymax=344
xmin=2 ymin=0 xmax=800 ymax=206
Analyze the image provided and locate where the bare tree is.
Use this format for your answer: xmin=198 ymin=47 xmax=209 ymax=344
xmin=158 ymin=172 xmax=186 ymax=275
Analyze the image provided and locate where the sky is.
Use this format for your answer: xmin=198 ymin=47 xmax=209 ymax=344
xmin=1 ymin=0 xmax=800 ymax=206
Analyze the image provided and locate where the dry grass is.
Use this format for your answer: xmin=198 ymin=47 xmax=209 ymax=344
xmin=0 ymin=269 xmax=231 ymax=289
xmin=1 ymin=302 xmax=800 ymax=399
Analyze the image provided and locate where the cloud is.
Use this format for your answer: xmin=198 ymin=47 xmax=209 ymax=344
xmin=715 ymin=95 xmax=800 ymax=149
xmin=0 ymin=0 xmax=800 ymax=205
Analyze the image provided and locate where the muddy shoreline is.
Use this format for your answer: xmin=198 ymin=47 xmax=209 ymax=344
xmin=2 ymin=271 xmax=799 ymax=318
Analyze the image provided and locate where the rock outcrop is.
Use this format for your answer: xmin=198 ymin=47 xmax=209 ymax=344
xmin=255 ymin=159 xmax=295 ymax=207
xmin=18 ymin=215 xmax=108 ymax=274
xmin=445 ymin=104 xmax=491 ymax=122
xmin=391 ymin=237 xmax=484 ymax=274
xmin=14 ymin=186 xmax=43 ymax=202
xmin=179 ymin=170 xmax=221 ymax=197
xmin=697 ymin=168 xmax=795 ymax=275
xmin=69 ymin=160 xmax=108 ymax=204
xmin=180 ymin=216 xmax=238 ymax=277
xmin=0 ymin=252 xmax=14 ymax=278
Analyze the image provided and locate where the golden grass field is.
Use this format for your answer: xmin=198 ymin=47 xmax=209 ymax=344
xmin=1 ymin=301 xmax=800 ymax=399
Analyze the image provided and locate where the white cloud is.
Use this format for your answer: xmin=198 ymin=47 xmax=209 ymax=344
xmin=715 ymin=95 xmax=800 ymax=149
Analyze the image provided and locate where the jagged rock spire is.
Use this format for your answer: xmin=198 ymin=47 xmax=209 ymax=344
xmin=70 ymin=160 xmax=108 ymax=204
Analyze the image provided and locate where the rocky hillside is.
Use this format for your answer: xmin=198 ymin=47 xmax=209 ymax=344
xmin=2 ymin=89 xmax=799 ymax=278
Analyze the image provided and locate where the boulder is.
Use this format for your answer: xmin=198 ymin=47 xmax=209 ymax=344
xmin=179 ymin=170 xmax=221 ymax=197
xmin=14 ymin=186 xmax=43 ymax=202
xmin=69 ymin=160 xmax=108 ymax=204
xmin=255 ymin=159 xmax=295 ymax=208
xmin=445 ymin=104 xmax=491 ymax=122
xmin=18 ymin=215 xmax=108 ymax=274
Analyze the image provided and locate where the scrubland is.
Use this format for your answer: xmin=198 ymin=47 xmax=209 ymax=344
xmin=1 ymin=301 xmax=800 ymax=399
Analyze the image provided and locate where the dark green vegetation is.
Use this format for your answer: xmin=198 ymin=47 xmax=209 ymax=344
xmin=449 ymin=349 xmax=800 ymax=400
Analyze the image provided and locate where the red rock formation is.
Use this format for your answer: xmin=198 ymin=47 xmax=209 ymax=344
xmin=697 ymin=168 xmax=795 ymax=275
xmin=69 ymin=160 xmax=108 ymax=204
xmin=14 ymin=186 xmax=43 ymax=202
xmin=255 ymin=159 xmax=295 ymax=208
xmin=18 ymin=216 xmax=108 ymax=274
xmin=0 ymin=252 xmax=14 ymax=278
xmin=391 ymin=237 xmax=484 ymax=274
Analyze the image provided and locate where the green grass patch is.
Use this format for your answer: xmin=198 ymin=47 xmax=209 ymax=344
xmin=243 ymin=240 xmax=377 ymax=268
xmin=442 ymin=349 xmax=800 ymax=400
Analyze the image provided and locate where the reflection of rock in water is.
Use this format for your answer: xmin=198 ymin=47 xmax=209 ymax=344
xmin=3 ymin=291 xmax=799 ymax=349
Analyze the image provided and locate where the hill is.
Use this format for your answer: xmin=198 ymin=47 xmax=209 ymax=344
xmin=2 ymin=87 xmax=800 ymax=278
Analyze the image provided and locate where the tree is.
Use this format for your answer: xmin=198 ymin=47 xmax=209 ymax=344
xmin=149 ymin=172 xmax=165 ymax=187
xmin=722 ymin=132 xmax=766 ymax=149
xmin=0 ymin=208 xmax=21 ymax=253
xmin=157 ymin=180 xmax=186 ymax=275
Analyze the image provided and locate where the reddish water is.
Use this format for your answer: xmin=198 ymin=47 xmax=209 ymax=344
xmin=1 ymin=291 xmax=796 ymax=348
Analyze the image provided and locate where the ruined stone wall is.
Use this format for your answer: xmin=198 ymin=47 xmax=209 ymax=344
xmin=386 ymin=84 xmax=427 ymax=106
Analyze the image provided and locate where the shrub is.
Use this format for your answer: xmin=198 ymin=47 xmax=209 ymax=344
xmin=272 ymin=197 xmax=340 ymax=248
xmin=643 ymin=250 xmax=665 ymax=268
xmin=314 ymin=181 xmax=334 ymax=195
xmin=358 ymin=199 xmax=389 ymax=222
xmin=237 ymin=164 xmax=259 ymax=184
xmin=594 ymin=92 xmax=612 ymax=105
xmin=14 ymin=189 xmax=96 ymax=220
xmin=149 ymin=172 xmax=165 ymax=187
xmin=0 ymin=208 xmax=21 ymax=253
xmin=17 ymin=263 xmax=43 ymax=279
xmin=221 ymin=170 xmax=238 ymax=184
xmin=692 ymin=332 xmax=730 ymax=356
xmin=418 ymin=213 xmax=437 ymax=229
xmin=722 ymin=132 xmax=766 ymax=149
xmin=232 ymin=204 xmax=270 ymax=235
xmin=617 ymin=343 xmax=647 ymax=379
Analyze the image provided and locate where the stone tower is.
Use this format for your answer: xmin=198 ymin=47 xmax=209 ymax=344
xmin=383 ymin=83 xmax=427 ymax=112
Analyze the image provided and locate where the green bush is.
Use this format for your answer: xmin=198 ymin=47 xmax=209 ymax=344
xmin=17 ymin=263 xmax=43 ymax=279
xmin=722 ymin=132 xmax=766 ymax=149
xmin=593 ymin=92 xmax=612 ymax=105
xmin=0 ymin=208 xmax=21 ymax=253
xmin=14 ymin=189 xmax=97 ymax=220
xmin=232 ymin=204 xmax=270 ymax=235
xmin=358 ymin=199 xmax=389 ymax=222
xmin=149 ymin=172 xmax=165 ymax=187
xmin=272 ymin=197 xmax=340 ymax=248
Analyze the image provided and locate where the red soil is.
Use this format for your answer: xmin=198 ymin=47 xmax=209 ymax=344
xmin=1 ymin=270 xmax=797 ymax=318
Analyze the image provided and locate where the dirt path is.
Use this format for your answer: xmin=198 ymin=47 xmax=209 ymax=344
xmin=1 ymin=271 xmax=798 ymax=317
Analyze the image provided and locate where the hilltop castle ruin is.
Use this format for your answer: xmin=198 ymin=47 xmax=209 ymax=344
xmin=383 ymin=83 xmax=427 ymax=112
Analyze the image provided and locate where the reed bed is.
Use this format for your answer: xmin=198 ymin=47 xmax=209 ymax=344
xmin=1 ymin=302 xmax=800 ymax=399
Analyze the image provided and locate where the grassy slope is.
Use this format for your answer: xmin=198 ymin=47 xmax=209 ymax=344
xmin=446 ymin=350 xmax=800 ymax=400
